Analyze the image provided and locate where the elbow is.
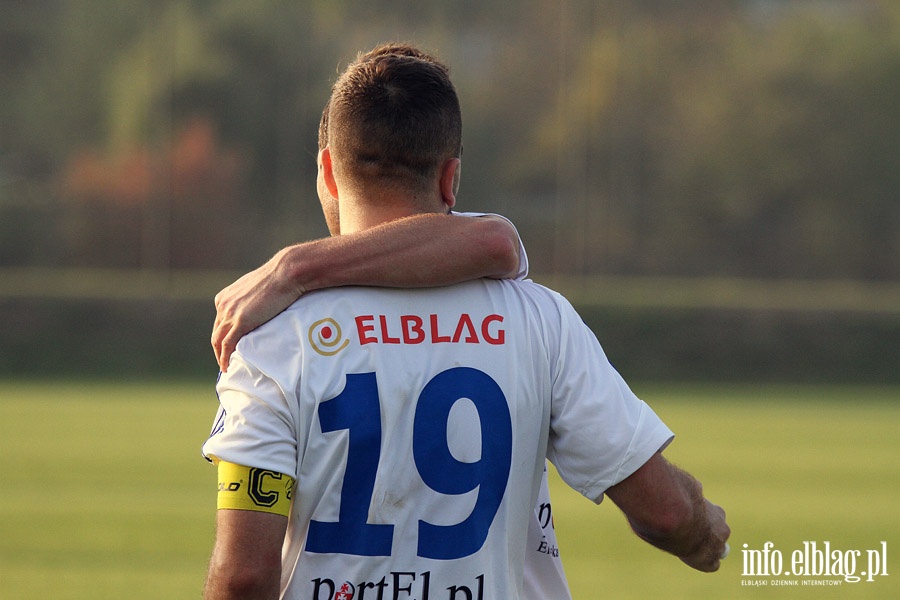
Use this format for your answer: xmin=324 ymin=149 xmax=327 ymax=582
xmin=480 ymin=219 xmax=521 ymax=278
xmin=223 ymin=573 xmax=267 ymax=598
xmin=207 ymin=569 xmax=279 ymax=600
xmin=206 ymin=557 xmax=281 ymax=600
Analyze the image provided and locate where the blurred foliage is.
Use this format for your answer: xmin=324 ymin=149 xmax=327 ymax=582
xmin=1 ymin=0 xmax=898 ymax=382
xmin=1 ymin=0 xmax=899 ymax=277
xmin=60 ymin=118 xmax=246 ymax=268
xmin=2 ymin=297 xmax=898 ymax=382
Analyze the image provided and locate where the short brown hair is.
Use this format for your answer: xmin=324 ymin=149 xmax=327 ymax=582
xmin=358 ymin=42 xmax=445 ymax=68
xmin=327 ymin=52 xmax=462 ymax=192
xmin=318 ymin=43 xmax=449 ymax=152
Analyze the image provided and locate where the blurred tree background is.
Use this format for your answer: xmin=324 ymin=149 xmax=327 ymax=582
xmin=1 ymin=0 xmax=898 ymax=382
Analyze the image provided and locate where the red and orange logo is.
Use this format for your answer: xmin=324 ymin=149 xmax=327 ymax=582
xmin=308 ymin=318 xmax=350 ymax=356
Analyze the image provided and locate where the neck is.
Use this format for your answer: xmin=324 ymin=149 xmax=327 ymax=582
xmin=338 ymin=189 xmax=446 ymax=234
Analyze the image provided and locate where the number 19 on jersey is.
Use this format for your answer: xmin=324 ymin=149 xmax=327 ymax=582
xmin=305 ymin=367 xmax=513 ymax=560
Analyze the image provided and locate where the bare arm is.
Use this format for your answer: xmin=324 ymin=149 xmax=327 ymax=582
xmin=204 ymin=509 xmax=287 ymax=600
xmin=212 ymin=212 xmax=521 ymax=370
xmin=605 ymin=452 xmax=730 ymax=572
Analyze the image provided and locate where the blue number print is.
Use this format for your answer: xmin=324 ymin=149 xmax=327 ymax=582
xmin=305 ymin=372 xmax=394 ymax=556
xmin=414 ymin=367 xmax=513 ymax=559
xmin=304 ymin=368 xmax=512 ymax=559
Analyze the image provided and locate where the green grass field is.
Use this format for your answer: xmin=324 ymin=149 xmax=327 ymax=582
xmin=0 ymin=381 xmax=897 ymax=599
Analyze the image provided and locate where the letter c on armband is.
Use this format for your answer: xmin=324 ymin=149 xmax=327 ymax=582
xmin=215 ymin=461 xmax=295 ymax=517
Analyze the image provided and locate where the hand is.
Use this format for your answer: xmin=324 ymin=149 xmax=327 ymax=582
xmin=212 ymin=249 xmax=305 ymax=371
xmin=680 ymin=499 xmax=731 ymax=573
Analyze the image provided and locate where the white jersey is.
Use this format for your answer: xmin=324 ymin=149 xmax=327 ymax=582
xmin=454 ymin=212 xmax=571 ymax=599
xmin=204 ymin=278 xmax=673 ymax=599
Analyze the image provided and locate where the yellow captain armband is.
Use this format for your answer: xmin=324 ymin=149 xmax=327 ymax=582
xmin=216 ymin=460 xmax=295 ymax=517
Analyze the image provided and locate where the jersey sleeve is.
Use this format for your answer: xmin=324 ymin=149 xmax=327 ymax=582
xmin=453 ymin=211 xmax=529 ymax=280
xmin=545 ymin=297 xmax=673 ymax=504
xmin=202 ymin=353 xmax=299 ymax=480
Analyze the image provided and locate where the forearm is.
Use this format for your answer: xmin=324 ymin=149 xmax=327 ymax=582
xmin=607 ymin=453 xmax=729 ymax=572
xmin=204 ymin=558 xmax=280 ymax=600
xmin=204 ymin=510 xmax=286 ymax=600
xmin=627 ymin=466 xmax=712 ymax=559
xmin=281 ymin=213 xmax=520 ymax=292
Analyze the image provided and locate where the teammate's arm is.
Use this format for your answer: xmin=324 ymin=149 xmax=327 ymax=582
xmin=212 ymin=212 xmax=521 ymax=370
xmin=204 ymin=509 xmax=287 ymax=600
xmin=605 ymin=452 xmax=730 ymax=572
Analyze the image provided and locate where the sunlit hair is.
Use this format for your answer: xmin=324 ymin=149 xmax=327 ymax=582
xmin=327 ymin=50 xmax=462 ymax=193
xmin=358 ymin=42 xmax=445 ymax=68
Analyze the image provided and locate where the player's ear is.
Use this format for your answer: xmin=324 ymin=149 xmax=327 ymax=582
xmin=322 ymin=146 xmax=339 ymax=200
xmin=440 ymin=157 xmax=460 ymax=210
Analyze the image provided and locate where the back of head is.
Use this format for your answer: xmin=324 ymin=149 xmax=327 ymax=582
xmin=317 ymin=43 xmax=449 ymax=153
xmin=327 ymin=51 xmax=462 ymax=196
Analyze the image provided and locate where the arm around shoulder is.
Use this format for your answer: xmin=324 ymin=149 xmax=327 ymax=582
xmin=605 ymin=452 xmax=731 ymax=572
xmin=302 ymin=212 xmax=522 ymax=286
xmin=212 ymin=212 xmax=523 ymax=371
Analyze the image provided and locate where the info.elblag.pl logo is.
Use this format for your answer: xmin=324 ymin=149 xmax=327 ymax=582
xmin=741 ymin=541 xmax=889 ymax=587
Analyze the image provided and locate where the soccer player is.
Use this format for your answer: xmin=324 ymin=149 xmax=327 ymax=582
xmin=210 ymin=44 xmax=572 ymax=597
xmin=203 ymin=47 xmax=729 ymax=599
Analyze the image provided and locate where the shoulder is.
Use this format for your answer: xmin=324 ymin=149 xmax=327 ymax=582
xmin=495 ymin=279 xmax=577 ymax=318
xmin=451 ymin=210 xmax=517 ymax=231
xmin=451 ymin=210 xmax=515 ymax=230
